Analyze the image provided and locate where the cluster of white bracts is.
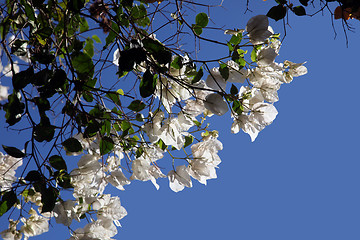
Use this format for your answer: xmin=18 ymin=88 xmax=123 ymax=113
xmin=0 ymin=15 xmax=307 ymax=240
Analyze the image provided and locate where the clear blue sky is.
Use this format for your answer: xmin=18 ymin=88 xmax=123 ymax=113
xmin=1 ymin=1 xmax=360 ymax=239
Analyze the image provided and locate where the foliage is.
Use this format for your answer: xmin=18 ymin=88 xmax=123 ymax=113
xmin=0 ymin=0 xmax=307 ymax=239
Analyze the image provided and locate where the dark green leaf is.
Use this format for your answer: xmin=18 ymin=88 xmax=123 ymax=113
xmin=219 ymin=63 xmax=229 ymax=80
xmin=100 ymin=137 xmax=114 ymax=155
xmin=142 ymin=38 xmax=172 ymax=65
xmin=49 ymin=155 xmax=67 ymax=171
xmin=104 ymin=21 xmax=120 ymax=49
xmin=2 ymin=145 xmax=25 ymax=158
xmin=62 ymin=138 xmax=83 ymax=153
xmin=3 ymin=91 xmax=25 ymax=126
xmin=84 ymin=120 xmax=101 ymax=138
xmin=55 ymin=171 xmax=73 ymax=188
xmin=0 ymin=191 xmax=17 ymax=216
xmin=128 ymin=100 xmax=146 ymax=112
xmin=192 ymin=24 xmax=203 ymax=35
xmin=293 ymin=6 xmax=306 ymax=16
xmin=140 ymin=69 xmax=157 ymax=98
xmin=34 ymin=97 xmax=50 ymax=112
xmin=275 ymin=0 xmax=287 ymax=4
xmin=267 ymin=5 xmax=287 ymax=21
xmin=230 ymin=84 xmax=238 ymax=95
xmin=232 ymin=100 xmax=244 ymax=115
xmin=49 ymin=69 xmax=67 ymax=89
xmin=41 ymin=186 xmax=58 ymax=213
xmin=72 ymin=52 xmax=94 ymax=74
xmin=184 ymin=135 xmax=194 ymax=148
xmin=12 ymin=67 xmax=34 ymax=90
xmin=299 ymin=0 xmax=309 ymax=6
xmin=192 ymin=67 xmax=203 ymax=84
xmin=68 ymin=0 xmax=85 ymax=13
xmin=106 ymin=92 xmax=121 ymax=105
xmin=195 ymin=13 xmax=209 ymax=28
xmin=171 ymin=56 xmax=183 ymax=69
xmin=33 ymin=117 xmax=55 ymax=142
xmin=24 ymin=170 xmax=42 ymax=182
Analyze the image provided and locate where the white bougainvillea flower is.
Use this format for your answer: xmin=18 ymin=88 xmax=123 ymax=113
xmin=0 ymin=85 xmax=9 ymax=101
xmin=250 ymin=102 xmax=278 ymax=126
xmin=283 ymin=60 xmax=308 ymax=83
xmin=231 ymin=102 xmax=278 ymax=142
xmin=257 ymin=46 xmax=278 ymax=66
xmin=113 ymin=49 xmax=120 ymax=66
xmin=53 ymin=200 xmax=78 ymax=227
xmin=205 ymin=67 xmax=226 ymax=91
xmin=0 ymin=152 xmax=23 ymax=192
xmin=246 ymin=15 xmax=273 ymax=45
xmin=130 ymin=145 xmax=165 ymax=189
xmin=248 ymin=66 xmax=283 ymax=103
xmin=69 ymin=218 xmax=117 ymax=240
xmin=226 ymin=60 xmax=249 ymax=83
xmin=20 ymin=208 xmax=49 ymax=239
xmin=0 ymin=219 xmax=22 ymax=240
xmin=204 ymin=93 xmax=228 ymax=116
xmin=189 ymin=133 xmax=223 ymax=184
xmin=168 ymin=165 xmax=192 ymax=192
xmin=3 ymin=61 xmax=20 ymax=77
xmin=106 ymin=168 xmax=130 ymax=191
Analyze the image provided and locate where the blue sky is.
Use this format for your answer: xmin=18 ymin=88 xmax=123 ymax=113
xmin=1 ymin=0 xmax=360 ymax=239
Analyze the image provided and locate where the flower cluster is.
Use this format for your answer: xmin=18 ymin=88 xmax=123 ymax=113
xmin=0 ymin=13 xmax=307 ymax=240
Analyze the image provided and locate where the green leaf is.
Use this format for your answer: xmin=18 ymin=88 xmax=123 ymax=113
xmin=232 ymin=100 xmax=244 ymax=115
xmin=100 ymin=137 xmax=114 ymax=155
xmin=72 ymin=52 xmax=94 ymax=74
xmin=171 ymin=56 xmax=183 ymax=69
xmin=195 ymin=13 xmax=209 ymax=28
xmin=49 ymin=155 xmax=67 ymax=171
xmin=84 ymin=37 xmax=94 ymax=57
xmin=219 ymin=63 xmax=229 ymax=80
xmin=267 ymin=5 xmax=287 ymax=21
xmin=157 ymin=139 xmax=167 ymax=151
xmin=2 ymin=145 xmax=25 ymax=158
xmin=117 ymin=89 xmax=124 ymax=95
xmin=251 ymin=46 xmax=258 ymax=62
xmin=92 ymin=35 xmax=101 ymax=43
xmin=62 ymin=138 xmax=83 ymax=153
xmin=229 ymin=34 xmax=242 ymax=45
xmin=106 ymin=92 xmax=121 ymax=106
xmin=104 ymin=21 xmax=120 ymax=49
xmin=128 ymin=100 xmax=146 ymax=112
xmin=192 ymin=24 xmax=203 ymax=35
xmin=140 ymin=69 xmax=157 ymax=98
xmin=131 ymin=4 xmax=150 ymax=27
xmin=293 ymin=6 xmax=306 ymax=16
xmin=192 ymin=67 xmax=203 ymax=84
